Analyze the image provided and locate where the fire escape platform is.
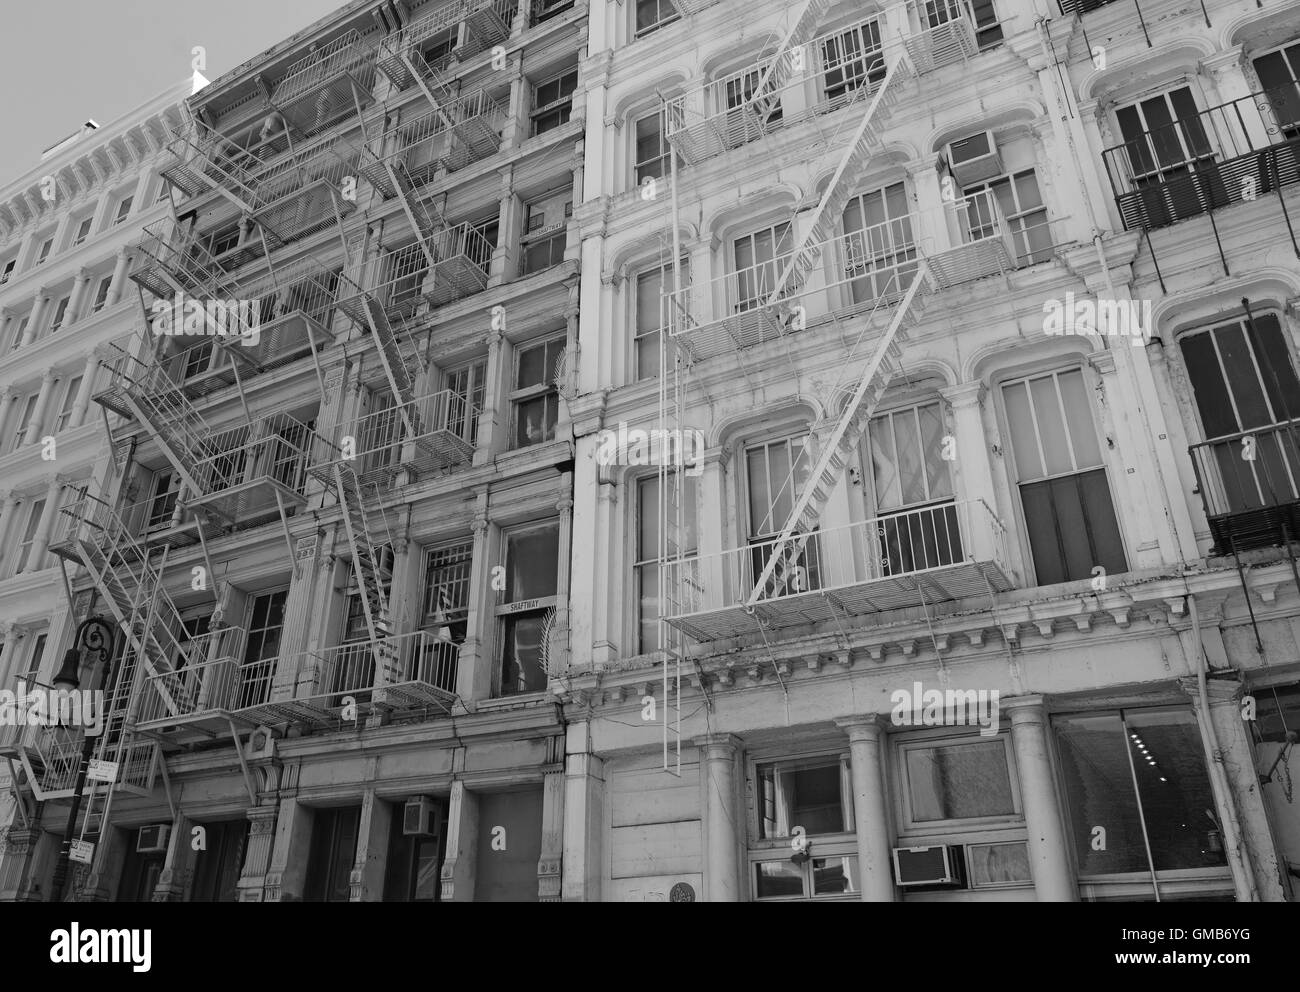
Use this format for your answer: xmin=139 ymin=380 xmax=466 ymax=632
xmin=270 ymin=67 xmax=375 ymax=138
xmin=671 ymin=306 xmax=789 ymax=363
xmin=902 ymin=18 xmax=979 ymax=75
xmin=665 ymin=558 xmax=1012 ymax=643
xmin=252 ymin=177 xmax=357 ymax=248
xmin=423 ymin=251 xmax=490 ymax=307
xmin=186 ymin=476 xmax=308 ymax=526
xmin=242 ymin=309 xmax=339 ymax=371
xmin=131 ymin=709 xmax=259 ymax=749
xmin=927 ymin=237 xmax=1015 ymax=290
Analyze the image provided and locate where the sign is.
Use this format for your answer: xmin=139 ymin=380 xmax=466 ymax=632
xmin=86 ymin=759 xmax=119 ymax=784
xmin=296 ymin=536 xmax=318 ymax=561
xmin=505 ymin=599 xmax=543 ymax=614
xmin=69 ymin=840 xmax=95 ymax=865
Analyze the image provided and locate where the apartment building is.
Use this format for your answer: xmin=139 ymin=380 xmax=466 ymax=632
xmin=0 ymin=75 xmax=206 ymax=901
xmin=562 ymin=0 xmax=1300 ymax=902
xmin=1 ymin=0 xmax=586 ymax=902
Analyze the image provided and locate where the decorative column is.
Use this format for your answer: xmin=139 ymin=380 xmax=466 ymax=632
xmin=561 ymin=728 xmax=604 ymax=902
xmin=696 ymin=733 xmax=742 ymax=902
xmin=907 ymin=160 xmax=951 ymax=254
xmin=263 ymin=797 xmax=313 ymax=902
xmin=65 ymin=268 xmax=91 ymax=326
xmin=151 ymin=812 xmax=195 ymax=902
xmin=349 ymin=786 xmax=393 ymax=901
xmin=940 ymin=381 xmax=1001 ymax=563
xmin=67 ymin=350 xmax=102 ymax=429
xmin=22 ymin=369 xmax=58 ymax=446
xmin=23 ymin=474 xmax=66 ymax=572
xmin=835 ymin=714 xmax=897 ymax=901
xmin=550 ymin=494 xmax=573 ymax=677
xmin=1179 ymin=676 xmax=1286 ymax=901
xmin=440 ymin=778 xmax=479 ymax=902
xmin=237 ymin=804 xmax=279 ymax=902
xmin=0 ymin=827 xmax=42 ymax=902
xmin=474 ymin=323 xmax=507 ymax=463
xmin=537 ymin=768 xmax=565 ymax=902
xmin=21 ymin=291 xmax=48 ymax=346
xmin=457 ymin=506 xmax=495 ymax=702
xmin=0 ymin=390 xmax=15 ymax=447
xmin=1003 ymin=696 xmax=1077 ymax=901
xmin=0 ymin=491 xmax=18 ymax=575
xmin=490 ymin=170 xmax=518 ymax=286
xmin=107 ymin=247 xmax=132 ymax=306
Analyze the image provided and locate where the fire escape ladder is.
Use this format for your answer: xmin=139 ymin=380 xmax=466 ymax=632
xmin=341 ymin=283 xmax=423 ymax=437
xmin=746 ymin=263 xmax=933 ymax=607
xmin=387 ymin=159 xmax=451 ymax=265
xmin=766 ymin=52 xmax=914 ymax=309
xmin=748 ymin=0 xmax=836 ymax=117
xmin=331 ymin=463 xmax=401 ymax=685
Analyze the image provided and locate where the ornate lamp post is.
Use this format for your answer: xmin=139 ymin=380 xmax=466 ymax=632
xmin=48 ymin=615 xmax=117 ymax=901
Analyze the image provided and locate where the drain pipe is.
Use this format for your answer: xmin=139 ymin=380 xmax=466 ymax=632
xmin=1187 ymin=592 xmax=1260 ymax=902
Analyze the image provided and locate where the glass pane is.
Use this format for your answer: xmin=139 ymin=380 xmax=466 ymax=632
xmin=1126 ymin=708 xmax=1228 ymax=871
xmin=1003 ymin=380 xmax=1044 ymax=480
xmin=638 ymin=476 xmax=659 ymax=560
xmin=918 ymin=402 xmax=953 ymax=498
xmin=894 ymin=408 xmax=926 ymax=505
xmin=636 ymin=268 xmax=663 ymax=333
xmin=500 ymin=611 xmax=548 ymax=695
xmin=1181 ymin=329 xmax=1240 ymax=438
xmin=1058 ymin=369 xmax=1102 ymax=468
xmin=967 ymin=842 xmax=1031 ymax=885
xmin=755 ymin=860 xmax=804 ymax=898
xmin=1245 ymin=314 xmax=1300 ymax=424
xmin=812 ymin=856 xmax=858 ymax=895
xmin=869 ymin=414 xmax=900 ymax=510
xmin=1054 ymin=712 xmax=1150 ymax=874
xmin=906 ymin=741 xmax=1014 ymax=821
xmin=506 ymin=524 xmax=560 ymax=600
xmin=516 ymin=343 xmax=548 ymax=389
xmin=757 ymin=760 xmax=845 ymax=837
xmin=1029 ymin=375 xmax=1073 ymax=475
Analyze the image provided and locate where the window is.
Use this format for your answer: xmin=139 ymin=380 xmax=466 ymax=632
xmin=304 ymin=806 xmax=361 ymax=902
xmin=48 ymin=296 xmax=70 ymax=333
xmin=383 ymin=801 xmax=447 ymax=901
xmin=118 ymin=838 xmax=165 ymax=902
xmin=635 ymin=474 xmax=698 ymax=652
xmin=91 ymin=275 xmax=113 ymax=312
xmin=1250 ymin=683 xmax=1300 ymax=745
xmin=868 ymin=400 xmax=961 ymax=575
xmin=1002 ymin=368 xmax=1127 ymax=585
xmin=1054 ymin=708 xmax=1228 ymax=879
xmin=963 ymin=169 xmax=1051 ymax=265
xmin=733 ymin=222 xmax=793 ymax=311
xmin=745 ymin=433 xmax=821 ymax=597
xmin=512 ymin=336 xmax=564 ymax=446
xmin=147 ymin=470 xmax=181 ymax=531
xmin=1113 ymin=87 xmax=1219 ymax=226
xmin=924 ymin=0 xmax=1002 ymax=49
xmin=1253 ymin=43 xmax=1300 ymax=135
xmin=520 ymin=194 xmax=571 ymax=275
xmin=174 ymin=614 xmax=212 ymax=671
xmin=751 ymin=755 xmax=858 ymax=901
xmin=1180 ymin=313 xmax=1300 ymax=514
xmin=901 ymin=737 xmax=1018 ymax=825
xmin=533 ymin=0 xmax=574 ymax=26
xmin=53 ymin=376 xmax=82 ymax=433
xmin=114 ymin=195 xmax=134 ymax=226
xmin=842 ymin=182 xmax=918 ymax=304
xmin=468 ymin=217 xmax=498 ymax=275
xmin=820 ymin=18 xmax=884 ymax=103
xmin=723 ymin=65 xmax=782 ymax=125
xmin=445 ymin=359 xmax=487 ymax=445
xmin=634 ymin=108 xmax=677 ymax=185
xmin=209 ymin=224 xmax=240 ymax=258
xmin=26 ymin=634 xmax=47 ymax=685
xmin=35 ymin=238 xmax=52 ymax=266
xmin=237 ymin=590 xmax=288 ymax=708
xmin=635 ymin=0 xmax=679 ymax=37
xmin=388 ymin=244 xmax=427 ymax=312
xmin=423 ymin=541 xmax=472 ymax=635
xmin=182 ymin=340 xmax=216 ymax=382
xmin=634 ymin=258 xmax=688 ymax=380
xmin=71 ymin=217 xmax=93 ymax=248
xmin=418 ymin=25 xmax=458 ymax=74
xmin=531 ymin=67 xmax=578 ymax=135
xmin=189 ymin=819 xmax=247 ymax=902
xmin=0 ymin=258 xmax=14 ymax=285
xmin=10 ymin=317 xmax=28 ymax=352
xmin=9 ymin=394 xmax=36 ymax=451
xmin=497 ymin=521 xmax=560 ymax=696
xmin=14 ymin=498 xmax=46 ymax=573
xmin=358 ymin=389 xmax=402 ymax=478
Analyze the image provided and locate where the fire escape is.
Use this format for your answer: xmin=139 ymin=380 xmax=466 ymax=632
xmin=655 ymin=0 xmax=1016 ymax=767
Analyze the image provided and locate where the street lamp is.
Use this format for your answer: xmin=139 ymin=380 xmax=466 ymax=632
xmin=49 ymin=615 xmax=117 ymax=902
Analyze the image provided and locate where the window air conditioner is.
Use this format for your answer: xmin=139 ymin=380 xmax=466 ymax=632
xmin=946 ymin=130 xmax=1002 ymax=186
xmin=136 ymin=824 xmax=171 ymax=854
xmin=403 ymin=796 xmax=441 ymax=836
xmin=892 ymin=844 xmax=965 ymax=887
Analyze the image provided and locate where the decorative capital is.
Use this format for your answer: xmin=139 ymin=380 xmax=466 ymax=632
xmin=939 ymin=380 xmax=987 ymax=409
xmin=471 ymin=516 xmax=489 ymax=535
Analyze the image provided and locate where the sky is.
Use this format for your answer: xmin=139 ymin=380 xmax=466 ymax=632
xmin=0 ymin=0 xmax=347 ymax=181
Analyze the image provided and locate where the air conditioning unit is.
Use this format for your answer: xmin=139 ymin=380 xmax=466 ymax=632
xmin=403 ymin=796 xmax=441 ymax=836
xmin=892 ymin=844 xmax=964 ymax=887
xmin=136 ymin=824 xmax=171 ymax=854
xmin=946 ymin=130 xmax=1002 ymax=186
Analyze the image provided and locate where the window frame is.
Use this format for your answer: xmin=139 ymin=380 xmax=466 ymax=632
xmin=633 ymin=472 xmax=698 ymax=654
xmin=91 ymin=274 xmax=114 ymax=313
xmin=35 ymin=237 xmax=53 ymax=266
xmin=494 ymin=518 xmax=562 ymax=697
xmin=70 ymin=217 xmax=93 ymax=248
xmin=114 ymin=194 xmax=135 ymax=226
xmin=444 ymin=357 xmax=489 ymax=446
xmin=962 ymin=168 xmax=1052 ymax=266
xmin=52 ymin=375 xmax=82 ymax=433
xmin=530 ymin=66 xmax=579 ymax=136
xmin=510 ymin=334 xmax=566 ymax=447
xmin=894 ymin=730 xmax=1024 ymax=834
xmin=731 ymin=221 xmax=795 ymax=312
xmin=634 ymin=0 xmax=680 ymax=38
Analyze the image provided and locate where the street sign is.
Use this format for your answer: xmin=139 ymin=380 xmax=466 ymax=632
xmin=86 ymin=759 xmax=119 ymax=783
xmin=69 ymin=840 xmax=95 ymax=865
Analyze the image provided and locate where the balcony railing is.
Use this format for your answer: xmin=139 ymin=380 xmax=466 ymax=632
xmin=1057 ymin=0 xmax=1124 ymax=13
xmin=316 ymin=389 xmax=478 ymax=487
xmin=377 ymin=0 xmax=515 ymax=90
xmin=1102 ymin=84 xmax=1300 ymax=231
xmin=1190 ymin=418 xmax=1300 ymax=551
xmin=185 ymin=412 xmax=320 ymax=523
xmin=661 ymin=498 xmax=1011 ymax=641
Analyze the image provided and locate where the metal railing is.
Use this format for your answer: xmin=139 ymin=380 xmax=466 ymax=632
xmin=662 ymin=498 xmax=1008 ymax=619
xmin=361 ymin=89 xmax=505 ymax=189
xmin=1102 ymin=84 xmax=1300 ymax=230
xmin=271 ymin=30 xmax=375 ymax=103
xmin=317 ymin=390 xmax=478 ymax=482
xmin=133 ymin=627 xmax=248 ymax=726
xmin=1190 ymin=419 xmax=1300 ymax=520
xmin=189 ymin=411 xmax=320 ymax=499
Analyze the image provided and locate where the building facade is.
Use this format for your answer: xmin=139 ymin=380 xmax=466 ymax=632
xmin=3 ymin=0 xmax=1300 ymax=903
xmin=562 ymin=0 xmax=1300 ymax=903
